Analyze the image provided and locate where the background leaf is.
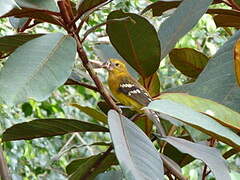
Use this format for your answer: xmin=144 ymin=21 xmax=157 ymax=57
xmin=0 ymin=33 xmax=76 ymax=105
xmin=95 ymin=170 xmax=123 ymax=180
xmin=2 ymin=118 xmax=108 ymax=141
xmin=0 ymin=33 xmax=43 ymax=55
xmin=107 ymin=10 xmax=161 ymax=77
xmin=169 ymin=48 xmax=209 ymax=78
xmin=158 ymin=0 xmax=213 ymax=59
xmin=148 ymin=99 xmax=240 ymax=150
xmin=77 ymin=0 xmax=107 ymax=17
xmin=0 ymin=0 xmax=19 ymax=16
xmin=189 ymin=31 xmax=240 ymax=112
xmin=67 ymin=153 xmax=118 ymax=180
xmin=108 ymin=110 xmax=164 ymax=180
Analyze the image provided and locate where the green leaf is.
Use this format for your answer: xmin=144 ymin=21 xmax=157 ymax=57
xmin=141 ymin=0 xmax=181 ymax=16
xmin=107 ymin=10 xmax=161 ymax=77
xmin=148 ymin=99 xmax=240 ymax=151
xmin=77 ymin=0 xmax=107 ymax=17
xmin=71 ymin=104 xmax=107 ymax=124
xmin=0 ymin=33 xmax=76 ymax=105
xmin=189 ymin=31 xmax=240 ymax=112
xmin=95 ymin=170 xmax=123 ymax=180
xmin=160 ymin=93 xmax=240 ymax=131
xmin=158 ymin=0 xmax=213 ymax=59
xmin=67 ymin=153 xmax=118 ymax=180
xmin=0 ymin=1 xmax=19 ymax=16
xmin=169 ymin=48 xmax=209 ymax=78
xmin=160 ymin=136 xmax=231 ymax=180
xmin=108 ymin=110 xmax=164 ymax=180
xmin=2 ymin=118 xmax=108 ymax=141
xmin=213 ymin=14 xmax=240 ymax=28
xmin=0 ymin=33 xmax=44 ymax=55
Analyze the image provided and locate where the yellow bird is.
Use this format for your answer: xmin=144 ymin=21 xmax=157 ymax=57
xmin=103 ymin=59 xmax=153 ymax=112
xmin=103 ymin=59 xmax=165 ymax=136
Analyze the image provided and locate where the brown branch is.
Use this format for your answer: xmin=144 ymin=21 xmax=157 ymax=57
xmin=57 ymin=1 xmax=120 ymax=112
xmin=202 ymin=164 xmax=208 ymax=180
xmin=72 ymin=32 xmax=120 ymax=112
xmin=18 ymin=18 xmax=32 ymax=32
xmin=0 ymin=145 xmax=11 ymax=180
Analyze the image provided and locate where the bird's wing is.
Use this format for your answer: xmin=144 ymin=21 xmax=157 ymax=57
xmin=118 ymin=76 xmax=152 ymax=106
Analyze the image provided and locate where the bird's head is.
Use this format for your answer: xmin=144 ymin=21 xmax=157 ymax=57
xmin=102 ymin=59 xmax=128 ymax=74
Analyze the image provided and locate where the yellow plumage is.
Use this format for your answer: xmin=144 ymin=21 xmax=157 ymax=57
xmin=103 ymin=59 xmax=152 ymax=112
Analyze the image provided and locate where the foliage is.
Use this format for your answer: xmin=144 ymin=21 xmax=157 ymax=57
xmin=0 ymin=0 xmax=240 ymax=180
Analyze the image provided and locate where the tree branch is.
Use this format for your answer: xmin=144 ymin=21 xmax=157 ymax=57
xmin=0 ymin=145 xmax=11 ymax=180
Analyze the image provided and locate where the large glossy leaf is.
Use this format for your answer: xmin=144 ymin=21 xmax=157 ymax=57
xmin=2 ymin=118 xmax=108 ymax=141
xmin=108 ymin=110 xmax=164 ymax=180
xmin=107 ymin=10 xmax=161 ymax=77
xmin=0 ymin=33 xmax=43 ymax=55
xmin=77 ymin=0 xmax=107 ymax=17
xmin=67 ymin=153 xmax=118 ymax=180
xmin=160 ymin=93 xmax=240 ymax=131
xmin=0 ymin=1 xmax=19 ymax=16
xmin=71 ymin=104 xmax=107 ymax=124
xmin=0 ymin=33 xmax=76 ymax=105
xmin=189 ymin=31 xmax=240 ymax=112
xmin=160 ymin=136 xmax=231 ymax=180
xmin=158 ymin=0 xmax=213 ymax=59
xmin=148 ymin=99 xmax=240 ymax=151
xmin=169 ymin=48 xmax=209 ymax=78
xmin=234 ymin=38 xmax=240 ymax=86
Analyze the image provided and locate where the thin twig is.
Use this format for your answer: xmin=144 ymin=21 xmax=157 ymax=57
xmin=81 ymin=17 xmax=135 ymax=42
xmin=65 ymin=79 xmax=99 ymax=92
xmin=0 ymin=145 xmax=11 ymax=180
xmin=202 ymin=164 xmax=208 ymax=180
xmin=19 ymin=18 xmax=32 ymax=32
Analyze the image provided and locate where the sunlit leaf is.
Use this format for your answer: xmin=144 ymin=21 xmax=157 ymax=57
xmin=2 ymin=118 xmax=108 ymax=141
xmin=234 ymin=38 xmax=240 ymax=86
xmin=107 ymin=10 xmax=161 ymax=77
xmin=108 ymin=110 xmax=164 ymax=180
xmin=71 ymin=104 xmax=107 ymax=124
xmin=148 ymin=99 xmax=240 ymax=151
xmin=169 ymin=48 xmax=209 ymax=78
xmin=0 ymin=33 xmax=76 ymax=105
xmin=160 ymin=93 xmax=240 ymax=131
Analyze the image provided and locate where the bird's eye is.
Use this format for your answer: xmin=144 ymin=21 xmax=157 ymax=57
xmin=115 ymin=63 xmax=120 ymax=67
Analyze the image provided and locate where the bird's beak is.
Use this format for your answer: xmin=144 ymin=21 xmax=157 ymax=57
xmin=102 ymin=61 xmax=113 ymax=71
